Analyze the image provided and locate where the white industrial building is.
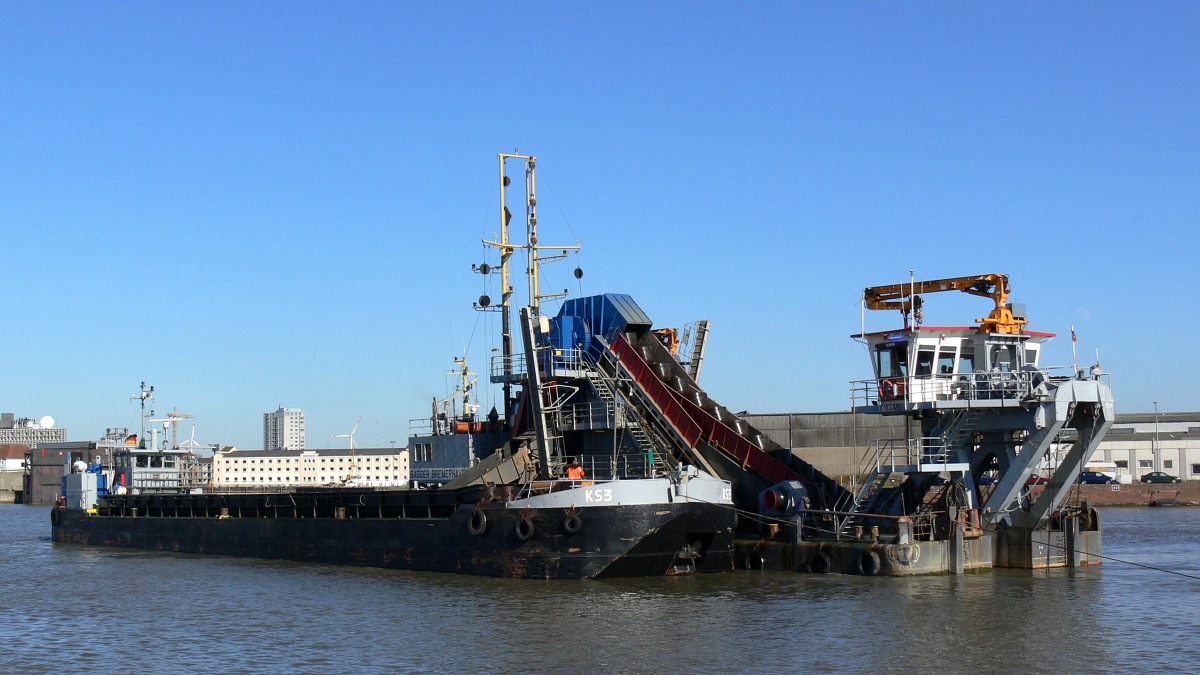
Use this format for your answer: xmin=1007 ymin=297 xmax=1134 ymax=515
xmin=212 ymin=446 xmax=409 ymax=488
xmin=263 ymin=407 xmax=305 ymax=451
xmin=1093 ymin=412 xmax=1200 ymax=481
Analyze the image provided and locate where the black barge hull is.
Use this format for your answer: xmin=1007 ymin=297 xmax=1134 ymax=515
xmin=51 ymin=487 xmax=736 ymax=579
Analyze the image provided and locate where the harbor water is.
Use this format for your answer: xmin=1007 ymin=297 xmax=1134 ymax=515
xmin=3 ymin=505 xmax=1198 ymax=673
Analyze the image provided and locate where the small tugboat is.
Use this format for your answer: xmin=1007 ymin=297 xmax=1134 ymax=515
xmin=52 ymin=153 xmax=738 ymax=579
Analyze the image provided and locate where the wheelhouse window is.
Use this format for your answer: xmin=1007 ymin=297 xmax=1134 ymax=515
xmin=915 ymin=348 xmax=935 ymax=377
xmin=990 ymin=344 xmax=1017 ymax=372
xmin=936 ymin=347 xmax=956 ymax=375
xmin=958 ymin=346 xmax=975 ymax=374
xmin=873 ymin=342 xmax=908 ymax=378
xmin=1025 ymin=346 xmax=1040 ymax=367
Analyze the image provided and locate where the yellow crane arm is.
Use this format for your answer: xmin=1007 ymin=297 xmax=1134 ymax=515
xmin=863 ymin=273 xmax=1027 ymax=334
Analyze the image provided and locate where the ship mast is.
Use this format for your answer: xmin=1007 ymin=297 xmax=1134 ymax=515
xmin=131 ymin=381 xmax=154 ymax=449
xmin=478 ymin=152 xmax=579 ymax=424
xmin=451 ymin=355 xmax=476 ymax=420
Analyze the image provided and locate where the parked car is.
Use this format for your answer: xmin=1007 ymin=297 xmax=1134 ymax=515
xmin=1079 ymin=471 xmax=1116 ymax=485
xmin=1140 ymin=471 xmax=1182 ymax=484
xmin=1026 ymin=475 xmax=1049 ymax=486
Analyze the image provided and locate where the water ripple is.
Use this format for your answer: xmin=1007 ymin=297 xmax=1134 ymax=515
xmin=3 ymin=505 xmax=1198 ymax=672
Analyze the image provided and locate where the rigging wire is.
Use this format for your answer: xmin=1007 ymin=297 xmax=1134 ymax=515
xmin=541 ymin=174 xmax=586 ymax=307
xmin=542 ymin=174 xmax=582 ymax=250
xmin=573 ymin=250 xmax=585 ymax=299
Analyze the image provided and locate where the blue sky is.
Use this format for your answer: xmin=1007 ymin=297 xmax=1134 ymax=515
xmin=2 ymin=3 xmax=1196 ymax=450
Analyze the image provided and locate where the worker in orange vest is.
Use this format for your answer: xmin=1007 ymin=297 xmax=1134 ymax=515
xmin=566 ymin=457 xmax=585 ymax=480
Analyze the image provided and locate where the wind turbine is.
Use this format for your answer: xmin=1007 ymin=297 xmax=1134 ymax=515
xmin=178 ymin=422 xmax=212 ymax=456
xmin=331 ymin=418 xmax=361 ymax=484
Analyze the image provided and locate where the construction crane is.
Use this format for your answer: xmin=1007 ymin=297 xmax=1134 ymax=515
xmin=166 ymin=408 xmax=194 ymax=449
xmin=863 ymin=273 xmax=1028 ymax=334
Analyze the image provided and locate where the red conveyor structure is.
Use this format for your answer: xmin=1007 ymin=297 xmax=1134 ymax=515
xmin=609 ymin=333 xmax=849 ymax=511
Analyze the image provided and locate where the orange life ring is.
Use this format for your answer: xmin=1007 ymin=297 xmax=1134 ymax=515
xmin=880 ymin=378 xmax=905 ymax=400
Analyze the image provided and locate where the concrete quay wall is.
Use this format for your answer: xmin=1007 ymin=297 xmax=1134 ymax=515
xmin=1076 ymin=481 xmax=1200 ymax=506
xmin=995 ymin=482 xmax=1197 ymax=508
xmin=0 ymin=470 xmax=23 ymax=503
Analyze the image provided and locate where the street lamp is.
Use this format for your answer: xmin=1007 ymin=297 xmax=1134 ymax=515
xmin=1153 ymin=401 xmax=1161 ymax=474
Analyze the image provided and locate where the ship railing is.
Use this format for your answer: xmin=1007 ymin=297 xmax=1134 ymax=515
xmin=915 ymin=436 xmax=958 ymax=466
xmin=908 ymin=511 xmax=941 ymax=541
xmin=541 ymin=347 xmax=591 ymax=375
xmin=513 ymin=478 xmax=595 ymax=499
xmin=833 ymin=434 xmax=964 ymax=531
xmin=810 ymin=507 xmax=944 ymax=543
xmin=872 ymin=438 xmax=919 ymax=473
xmin=1041 ymin=365 xmax=1113 ymax=387
xmin=576 ymin=452 xmax=657 ymax=480
xmin=839 ymin=437 xmax=910 ymax=503
xmin=553 ymin=402 xmax=615 ymax=431
xmin=833 ymin=442 xmax=884 ymax=514
xmin=203 ymin=485 xmax=296 ymax=494
xmin=861 ymin=437 xmax=958 ymax=473
xmin=511 ymin=455 xmax=659 ymax=499
xmin=132 ymin=471 xmax=186 ymax=486
xmin=850 ymin=370 xmax=1042 ymax=408
xmin=408 ymin=418 xmax=435 ymax=435
xmin=489 ymin=353 xmax=527 ymax=382
xmin=489 ymin=348 xmax=595 ymax=383
xmin=609 ymin=452 xmax=659 ymax=479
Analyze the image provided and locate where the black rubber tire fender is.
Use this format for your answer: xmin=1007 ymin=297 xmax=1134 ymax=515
xmin=516 ymin=516 xmax=536 ymax=541
xmin=467 ymin=509 xmax=488 ymax=536
xmin=563 ymin=513 xmax=582 ymax=535
xmin=858 ymin=550 xmax=881 ymax=576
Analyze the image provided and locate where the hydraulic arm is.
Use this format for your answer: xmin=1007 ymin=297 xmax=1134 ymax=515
xmin=863 ymin=273 xmax=1028 ymax=334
